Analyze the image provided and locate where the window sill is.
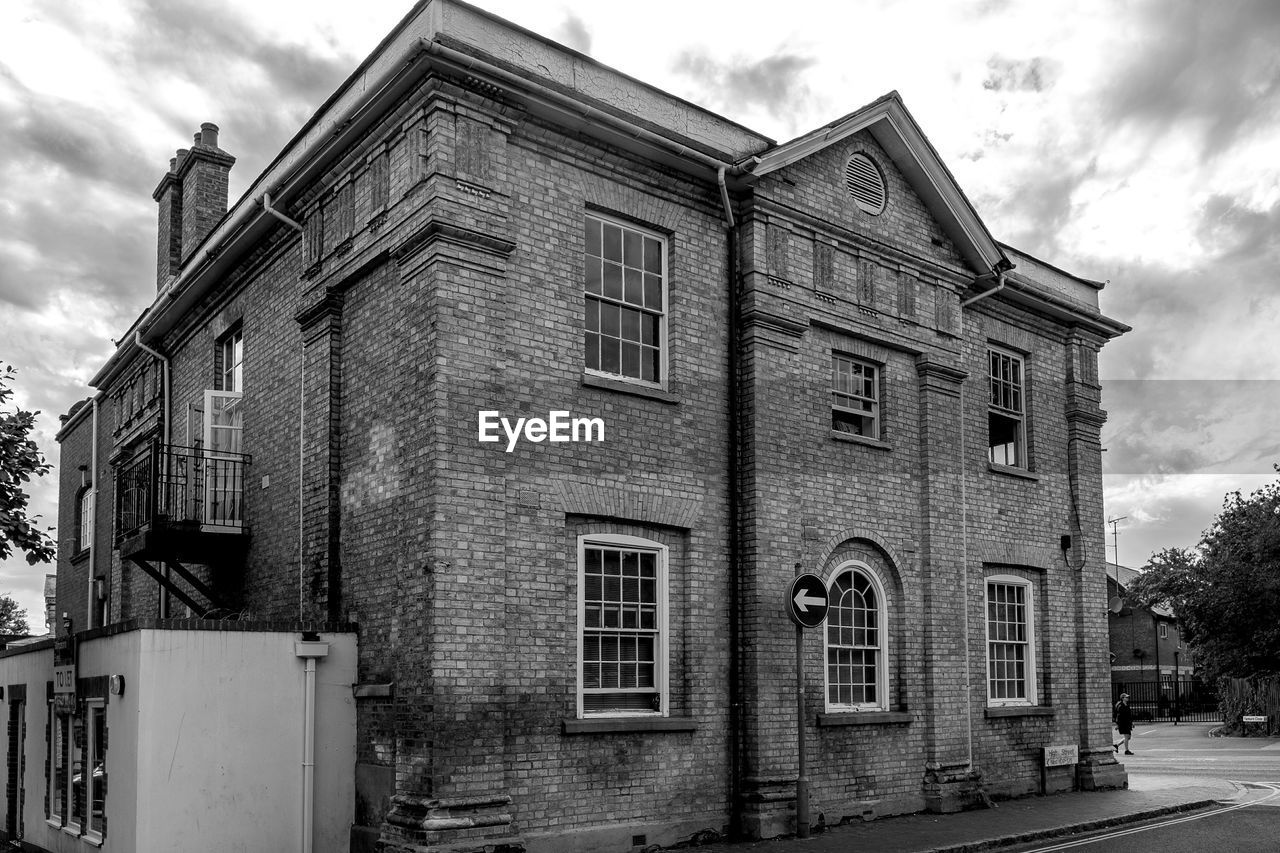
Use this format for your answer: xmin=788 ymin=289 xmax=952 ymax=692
xmin=83 ymin=831 xmax=104 ymax=847
xmin=988 ymin=462 xmax=1040 ymax=482
xmin=581 ymin=373 xmax=678 ymax=404
xmin=562 ymin=716 xmax=698 ymax=735
xmin=47 ymin=818 xmax=62 ymax=831
xmin=985 ymin=705 xmax=1055 ymax=718
xmin=817 ymin=710 xmax=912 ymax=727
xmin=63 ymin=823 xmax=82 ymax=837
xmin=831 ymin=431 xmax=891 ymax=451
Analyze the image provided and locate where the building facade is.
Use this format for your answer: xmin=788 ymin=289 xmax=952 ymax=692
xmin=1 ymin=2 xmax=1129 ymax=851
xmin=1107 ymin=564 xmax=1190 ymax=688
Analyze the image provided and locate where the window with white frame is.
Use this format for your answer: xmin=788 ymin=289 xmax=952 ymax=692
xmin=985 ymin=576 xmax=1038 ymax=705
xmin=1159 ymin=623 xmax=1168 ymax=640
xmin=85 ymin=701 xmax=106 ymax=843
xmin=219 ymin=328 xmax=244 ymax=393
xmin=577 ymin=534 xmax=668 ymax=716
xmin=9 ymin=698 xmax=26 ymax=840
xmin=583 ymin=214 xmax=665 ymax=385
xmin=68 ymin=713 xmax=84 ymax=833
xmin=825 ymin=563 xmax=887 ymax=710
xmin=48 ymin=706 xmax=66 ymax=825
xmin=77 ymin=486 xmax=94 ymax=553
xmin=831 ymin=354 xmax=879 ymax=438
xmin=988 ymin=347 xmax=1026 ymax=467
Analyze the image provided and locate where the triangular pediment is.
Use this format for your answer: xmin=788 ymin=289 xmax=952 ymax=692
xmin=744 ymin=92 xmax=1008 ymax=276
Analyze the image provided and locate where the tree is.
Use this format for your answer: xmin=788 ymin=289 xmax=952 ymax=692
xmin=1127 ymin=474 xmax=1280 ymax=681
xmin=0 ymin=363 xmax=56 ymax=565
xmin=0 ymin=594 xmax=30 ymax=635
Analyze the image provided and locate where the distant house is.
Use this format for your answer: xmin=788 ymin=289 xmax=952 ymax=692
xmin=1106 ymin=563 xmax=1192 ymax=687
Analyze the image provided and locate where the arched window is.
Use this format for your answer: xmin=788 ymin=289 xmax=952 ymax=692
xmin=825 ymin=563 xmax=888 ymax=710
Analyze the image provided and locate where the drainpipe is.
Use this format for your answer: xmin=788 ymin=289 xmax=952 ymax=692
xmin=262 ymin=193 xmax=305 ymax=232
xmin=87 ymin=395 xmax=100 ymax=628
xmin=718 ymin=165 xmax=743 ymax=834
xmin=134 ymin=332 xmax=172 ymax=612
xmin=958 ymin=375 xmax=974 ymax=768
xmin=953 ymin=261 xmax=1011 ymax=768
xmin=295 ymin=638 xmax=329 ymax=853
xmin=133 ymin=331 xmax=171 ymax=449
xmin=299 ymin=342 xmax=306 ymax=621
xmin=961 ymin=266 xmax=1009 ymax=308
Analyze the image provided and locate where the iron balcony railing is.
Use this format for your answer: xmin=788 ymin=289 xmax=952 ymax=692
xmin=115 ymin=440 xmax=251 ymax=541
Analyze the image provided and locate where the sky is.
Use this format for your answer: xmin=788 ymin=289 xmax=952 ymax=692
xmin=1 ymin=0 xmax=1278 ymax=627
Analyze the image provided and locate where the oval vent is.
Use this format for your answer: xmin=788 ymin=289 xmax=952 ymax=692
xmin=845 ymin=153 xmax=886 ymax=215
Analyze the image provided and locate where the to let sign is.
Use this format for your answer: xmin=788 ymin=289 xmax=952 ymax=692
xmin=786 ymin=574 xmax=829 ymax=628
xmin=53 ymin=665 xmax=76 ymax=695
xmin=1043 ymin=744 xmax=1078 ymax=767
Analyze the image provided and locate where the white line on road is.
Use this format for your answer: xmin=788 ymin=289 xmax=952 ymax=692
xmin=1017 ymin=783 xmax=1280 ymax=852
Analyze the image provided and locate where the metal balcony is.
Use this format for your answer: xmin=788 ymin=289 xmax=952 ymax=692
xmin=115 ymin=440 xmax=251 ymax=565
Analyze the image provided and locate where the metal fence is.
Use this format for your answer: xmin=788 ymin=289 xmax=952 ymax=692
xmin=1112 ymin=678 xmax=1221 ymax=723
xmin=114 ymin=440 xmax=249 ymax=539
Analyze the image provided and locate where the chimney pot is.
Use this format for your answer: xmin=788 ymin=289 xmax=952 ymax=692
xmin=200 ymin=122 xmax=220 ymax=149
xmin=193 ymin=132 xmax=202 ymax=146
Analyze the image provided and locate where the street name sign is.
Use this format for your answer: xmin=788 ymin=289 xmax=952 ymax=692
xmin=786 ymin=574 xmax=829 ymax=628
xmin=1043 ymin=744 xmax=1078 ymax=767
xmin=1243 ymin=715 xmax=1267 ymax=723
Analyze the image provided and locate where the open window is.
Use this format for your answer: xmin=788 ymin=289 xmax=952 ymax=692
xmin=202 ymin=389 xmax=244 ymax=529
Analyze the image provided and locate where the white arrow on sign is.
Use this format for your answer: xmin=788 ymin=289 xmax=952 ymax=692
xmin=794 ymin=589 xmax=826 ymax=613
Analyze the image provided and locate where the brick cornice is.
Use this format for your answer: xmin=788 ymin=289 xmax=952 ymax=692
xmin=295 ymin=290 xmax=345 ymax=339
xmin=1065 ymin=404 xmax=1108 ymax=429
xmin=390 ymin=219 xmax=517 ymax=266
xmin=914 ymin=355 xmax=967 ymax=385
xmin=740 ymin=307 xmax=808 ymax=339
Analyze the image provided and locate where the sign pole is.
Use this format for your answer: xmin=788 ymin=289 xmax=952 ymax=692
xmin=795 ymin=623 xmax=810 ymax=839
xmin=784 ymin=572 xmax=827 ymax=840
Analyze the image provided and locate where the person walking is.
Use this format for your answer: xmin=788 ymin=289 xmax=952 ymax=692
xmin=1113 ymin=692 xmax=1134 ymax=755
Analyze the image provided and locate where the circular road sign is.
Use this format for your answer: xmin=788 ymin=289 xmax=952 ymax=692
xmin=786 ymin=574 xmax=830 ymax=628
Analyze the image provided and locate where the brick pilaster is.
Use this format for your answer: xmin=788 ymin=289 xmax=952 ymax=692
xmin=296 ymin=291 xmax=345 ymax=622
xmin=915 ymin=355 xmax=981 ymax=811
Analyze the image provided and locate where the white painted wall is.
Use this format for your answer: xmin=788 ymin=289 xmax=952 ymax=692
xmin=0 ymin=646 xmax=55 ymax=850
xmin=0 ymin=628 xmax=356 ymax=853
xmin=133 ymin=629 xmax=357 ymax=852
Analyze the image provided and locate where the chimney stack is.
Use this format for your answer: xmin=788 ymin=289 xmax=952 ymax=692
xmin=152 ymin=123 xmax=235 ymax=289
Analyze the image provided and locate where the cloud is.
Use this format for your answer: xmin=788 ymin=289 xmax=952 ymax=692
xmin=0 ymin=73 xmax=155 ymax=195
xmin=977 ymin=154 xmax=1096 ymax=258
xmin=1099 ymin=0 xmax=1280 ymax=159
xmin=1104 ymin=473 xmax=1276 ymax=567
xmin=554 ymin=13 xmax=591 ymax=55
xmin=673 ymin=50 xmax=816 ymax=125
xmin=1195 ymin=195 xmax=1280 ymax=262
xmin=1103 ymin=380 xmax=1280 ymax=476
xmin=982 ymin=56 xmax=1057 ymax=93
xmin=1094 ymin=191 xmax=1280 ymax=382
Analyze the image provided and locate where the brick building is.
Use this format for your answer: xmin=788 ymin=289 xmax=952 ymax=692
xmin=1107 ymin=564 xmax=1194 ymax=689
xmin=0 ymin=1 xmax=1129 ymax=851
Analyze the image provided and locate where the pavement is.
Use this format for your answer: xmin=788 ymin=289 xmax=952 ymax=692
xmin=690 ymin=774 xmax=1240 ymax=853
